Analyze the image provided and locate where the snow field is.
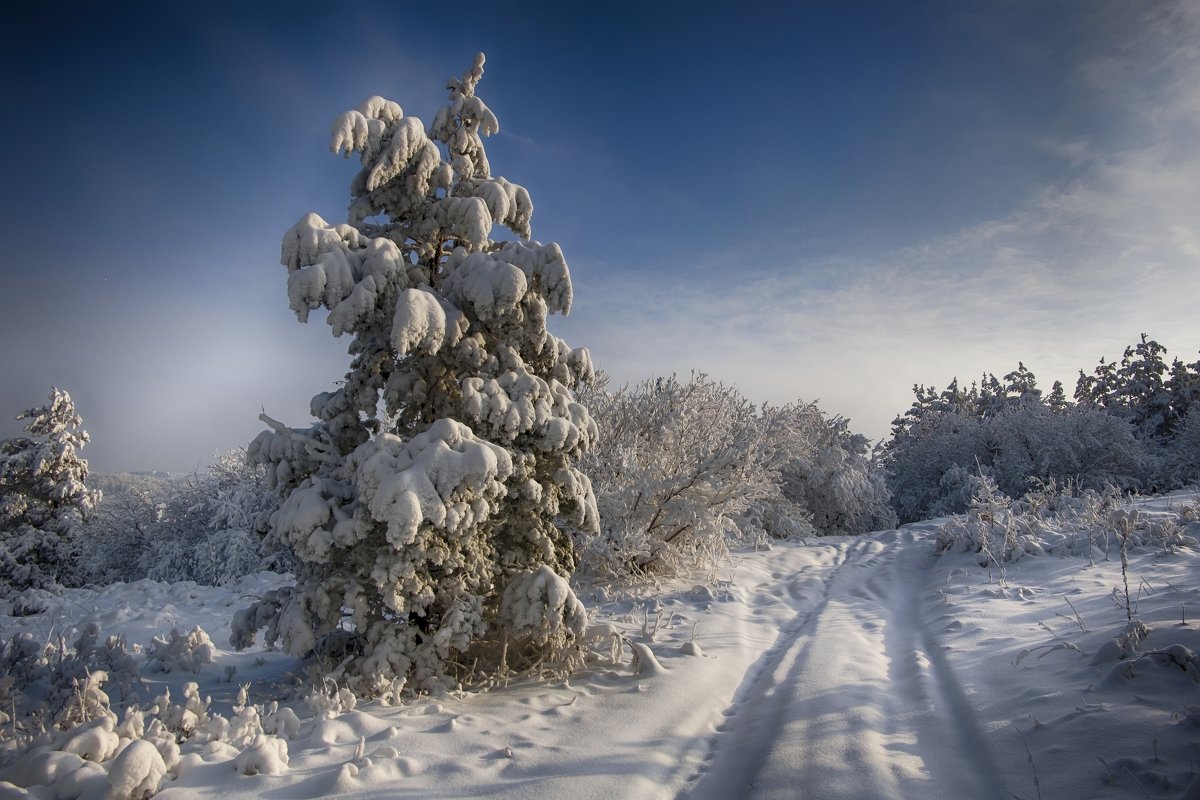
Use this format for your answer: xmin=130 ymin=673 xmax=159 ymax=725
xmin=2 ymin=491 xmax=1200 ymax=799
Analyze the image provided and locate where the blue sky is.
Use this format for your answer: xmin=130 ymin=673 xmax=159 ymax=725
xmin=3 ymin=1 xmax=1199 ymax=473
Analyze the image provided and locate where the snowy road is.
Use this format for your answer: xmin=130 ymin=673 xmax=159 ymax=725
xmin=684 ymin=527 xmax=1010 ymax=800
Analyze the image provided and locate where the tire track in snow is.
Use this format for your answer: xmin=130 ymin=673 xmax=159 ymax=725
xmin=867 ymin=528 xmax=1010 ymax=800
xmin=680 ymin=529 xmax=1009 ymax=800
xmin=678 ymin=537 xmax=863 ymax=800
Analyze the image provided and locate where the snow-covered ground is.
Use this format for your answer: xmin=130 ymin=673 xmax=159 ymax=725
xmin=4 ymin=491 xmax=1200 ymax=799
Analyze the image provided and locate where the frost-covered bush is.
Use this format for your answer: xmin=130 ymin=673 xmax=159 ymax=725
xmin=886 ymin=403 xmax=1152 ymax=523
xmin=0 ymin=617 xmax=330 ymax=796
xmin=244 ymin=54 xmax=596 ymax=695
xmin=882 ymin=353 xmax=1200 ymax=524
xmin=0 ymin=623 xmax=140 ymax=751
xmin=577 ymin=373 xmax=781 ymax=578
xmin=773 ymin=414 xmax=896 ymax=536
xmin=934 ymin=480 xmax=1199 ymax=567
xmin=0 ymin=388 xmax=100 ymax=594
xmin=142 ymin=451 xmax=282 ymax=586
xmin=234 ymin=733 xmax=289 ymax=776
xmin=578 ymin=374 xmax=894 ymax=579
xmin=75 ymin=473 xmax=167 ymax=585
xmin=1169 ymin=408 xmax=1200 ymax=485
xmin=144 ymin=626 xmax=215 ymax=675
xmin=77 ymin=450 xmax=284 ymax=587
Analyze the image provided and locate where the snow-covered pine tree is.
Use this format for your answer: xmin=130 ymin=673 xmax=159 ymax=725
xmin=1167 ymin=354 xmax=1200 ymax=435
xmin=1112 ymin=334 xmax=1172 ymax=439
xmin=0 ymin=388 xmax=100 ymax=593
xmin=1075 ymin=356 xmax=1118 ymax=410
xmin=976 ymin=372 xmax=1006 ymax=417
xmin=1046 ymin=380 xmax=1068 ymax=411
xmin=1002 ymin=362 xmax=1041 ymax=408
xmin=245 ymin=54 xmax=597 ymax=694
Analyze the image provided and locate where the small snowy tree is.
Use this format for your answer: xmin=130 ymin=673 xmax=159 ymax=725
xmin=1046 ymin=380 xmax=1068 ymax=411
xmin=1002 ymin=362 xmax=1042 ymax=408
xmin=246 ymin=54 xmax=597 ymax=694
xmin=0 ymin=388 xmax=100 ymax=593
xmin=1112 ymin=334 xmax=1173 ymax=439
xmin=1167 ymin=353 xmax=1200 ymax=423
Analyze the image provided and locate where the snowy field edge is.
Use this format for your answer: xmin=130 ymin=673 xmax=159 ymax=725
xmin=4 ymin=491 xmax=1200 ymax=799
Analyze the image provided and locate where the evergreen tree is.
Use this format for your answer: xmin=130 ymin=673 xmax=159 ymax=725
xmin=1167 ymin=354 xmax=1200 ymax=423
xmin=1077 ymin=335 xmax=1178 ymax=440
xmin=0 ymin=388 xmax=99 ymax=593
xmin=1046 ymin=380 xmax=1068 ymax=411
xmin=1002 ymin=362 xmax=1041 ymax=407
xmin=1073 ymin=368 xmax=1096 ymax=407
xmin=245 ymin=54 xmax=597 ymax=694
xmin=936 ymin=378 xmax=976 ymax=415
xmin=976 ymin=373 xmax=1006 ymax=417
xmin=1076 ymin=356 xmax=1118 ymax=410
xmin=1113 ymin=334 xmax=1172 ymax=438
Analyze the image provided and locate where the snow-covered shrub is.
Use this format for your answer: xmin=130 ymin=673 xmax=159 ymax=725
xmin=886 ymin=402 xmax=1152 ymax=523
xmin=140 ymin=717 xmax=182 ymax=772
xmin=0 ymin=676 xmax=15 ymax=739
xmin=304 ymin=683 xmax=358 ymax=721
xmin=151 ymin=682 xmax=211 ymax=741
xmin=0 ymin=388 xmax=100 ymax=594
xmin=0 ymin=633 xmax=51 ymax=745
xmin=56 ymin=670 xmax=118 ymax=733
xmin=234 ymin=734 xmax=289 ymax=776
xmin=261 ymin=702 xmax=301 ymax=740
xmin=38 ymin=624 xmax=138 ymax=725
xmin=144 ymin=626 xmax=215 ymax=674
xmin=244 ymin=54 xmax=597 ymax=695
xmin=74 ymin=472 xmax=166 ymax=585
xmin=107 ymin=738 xmax=168 ymax=799
xmin=577 ymin=373 xmax=779 ymax=577
xmin=77 ymin=450 xmax=283 ymax=587
xmin=933 ymin=475 xmax=1023 ymax=578
xmin=935 ymin=480 xmax=1199 ymax=568
xmin=0 ymin=622 xmax=140 ymax=750
xmin=56 ymin=715 xmax=120 ymax=763
xmin=773 ymin=414 xmax=896 ymax=535
xmin=1169 ymin=407 xmax=1200 ymax=485
xmin=578 ymin=374 xmax=893 ymax=579
xmin=142 ymin=452 xmax=282 ymax=586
